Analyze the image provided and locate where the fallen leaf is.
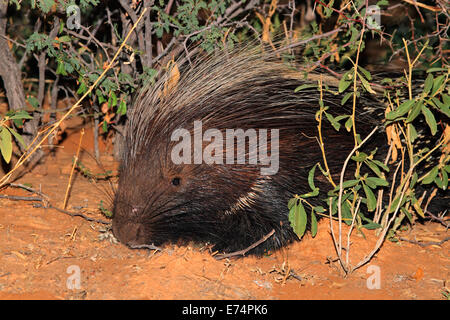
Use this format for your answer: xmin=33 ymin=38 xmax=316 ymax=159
xmin=412 ymin=267 xmax=424 ymax=282
xmin=11 ymin=251 xmax=26 ymax=260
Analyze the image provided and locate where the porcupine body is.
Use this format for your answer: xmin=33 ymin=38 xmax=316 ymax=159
xmin=111 ymin=46 xmax=390 ymax=254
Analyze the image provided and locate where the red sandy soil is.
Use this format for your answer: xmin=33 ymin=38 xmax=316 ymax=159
xmin=0 ymin=119 xmax=448 ymax=300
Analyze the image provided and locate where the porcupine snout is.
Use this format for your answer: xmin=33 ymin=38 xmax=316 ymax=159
xmin=112 ymin=207 xmax=146 ymax=246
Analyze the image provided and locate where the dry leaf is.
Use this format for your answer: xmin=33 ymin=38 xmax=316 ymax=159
xmin=412 ymin=267 xmax=424 ymax=282
xmin=104 ymin=112 xmax=116 ymax=124
xmin=330 ymin=281 xmax=345 ymax=288
xmin=11 ymin=251 xmax=26 ymax=260
xmin=162 ymin=60 xmax=180 ymax=97
xmin=101 ymin=102 xmax=109 ymax=114
xmin=385 ymin=105 xmax=402 ymax=163
xmin=419 ymin=236 xmax=445 ymax=243
xmin=443 ymin=124 xmax=449 ymax=154
xmin=54 ymin=120 xmax=68 ymax=143
xmin=255 ymin=0 xmax=278 ymax=43
xmin=330 ymin=43 xmax=340 ymax=63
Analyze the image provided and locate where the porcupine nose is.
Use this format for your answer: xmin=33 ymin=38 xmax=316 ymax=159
xmin=112 ymin=220 xmax=146 ymax=246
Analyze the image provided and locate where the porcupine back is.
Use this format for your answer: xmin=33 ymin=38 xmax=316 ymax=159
xmin=111 ymin=45 xmax=387 ymax=254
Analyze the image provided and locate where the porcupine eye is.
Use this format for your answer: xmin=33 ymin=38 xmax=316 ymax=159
xmin=171 ymin=177 xmax=181 ymax=186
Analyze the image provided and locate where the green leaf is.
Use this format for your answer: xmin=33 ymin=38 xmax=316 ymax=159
xmin=289 ymin=202 xmax=307 ymax=238
xmin=296 ymin=202 xmax=308 ymax=237
xmin=112 ymin=92 xmax=118 ymax=107
xmin=364 ymin=177 xmax=377 ymax=189
xmin=318 ymin=99 xmax=325 ymax=109
xmin=341 ymin=92 xmax=353 ymax=106
xmin=56 ymin=60 xmax=67 ymax=76
xmin=310 ymin=210 xmax=318 ymax=237
xmin=357 ymin=65 xmax=372 ymax=80
xmin=386 ymin=99 xmax=415 ymax=120
xmin=434 ymin=175 xmax=443 ymax=189
xmin=421 ymin=105 xmax=437 ymax=135
xmin=377 ymin=0 xmax=389 ymax=5
xmin=334 ymin=179 xmax=359 ymax=191
xmin=108 ymin=91 xmax=118 ymax=108
xmin=366 ymin=176 xmax=389 ymax=187
xmin=431 ymin=97 xmax=444 ymax=109
xmin=288 ymin=198 xmax=297 ymax=210
xmin=361 ymin=222 xmax=382 ymax=230
xmin=99 ymin=200 xmax=113 ymax=218
xmin=307 ymin=164 xmax=318 ymax=191
xmin=408 ymin=123 xmax=418 ymax=142
xmin=117 ymin=99 xmax=127 ymax=115
xmin=370 ymin=159 xmax=389 ymax=172
xmin=351 ymin=152 xmax=367 ymax=162
xmin=401 ymin=207 xmax=414 ymax=224
xmin=342 ymin=201 xmax=352 ymax=225
xmin=327 ymin=196 xmax=338 ymax=215
xmin=422 ymin=166 xmax=439 ymax=184
xmin=431 ymin=75 xmax=445 ymax=96
xmin=325 ymin=112 xmax=341 ymax=131
xmin=57 ymin=35 xmax=71 ymax=43
xmin=441 ymin=169 xmax=448 ymax=190
xmin=0 ymin=127 xmax=13 ymax=163
xmin=426 ymin=67 xmax=447 ymax=73
xmin=410 ymin=172 xmax=418 ymax=188
xmin=7 ymin=127 xmax=27 ymax=149
xmin=301 ymin=188 xmax=319 ymax=198
xmin=360 ymin=76 xmax=376 ymax=94
xmin=363 ymin=183 xmax=377 ymax=212
xmin=98 ymin=94 xmax=106 ymax=105
xmin=365 ymin=160 xmax=383 ymax=178
xmin=101 ymin=120 xmax=108 ymax=133
xmin=27 ymin=96 xmax=40 ymax=109
xmin=299 ymin=163 xmax=320 ymax=198
xmin=77 ymin=82 xmax=87 ymax=95
xmin=344 ymin=117 xmax=353 ymax=132
xmin=406 ymin=101 xmax=422 ymax=123
xmin=8 ymin=110 xmax=33 ymax=120
xmin=288 ymin=204 xmax=296 ymax=224
xmin=423 ymin=74 xmax=433 ymax=96
xmin=314 ymin=206 xmax=326 ymax=213
xmin=389 ymin=194 xmax=405 ymax=213
xmin=439 ymin=104 xmax=450 ymax=118
xmin=15 ymin=111 xmax=33 ymax=120
xmin=38 ymin=0 xmax=55 ymax=13
xmin=338 ymin=77 xmax=352 ymax=93
xmin=335 ymin=115 xmax=350 ymax=122
xmin=295 ymin=84 xmax=317 ymax=92
xmin=443 ymin=94 xmax=450 ymax=106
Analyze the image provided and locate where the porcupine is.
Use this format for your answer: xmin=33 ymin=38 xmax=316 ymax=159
xmin=111 ymin=45 xmax=446 ymax=255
